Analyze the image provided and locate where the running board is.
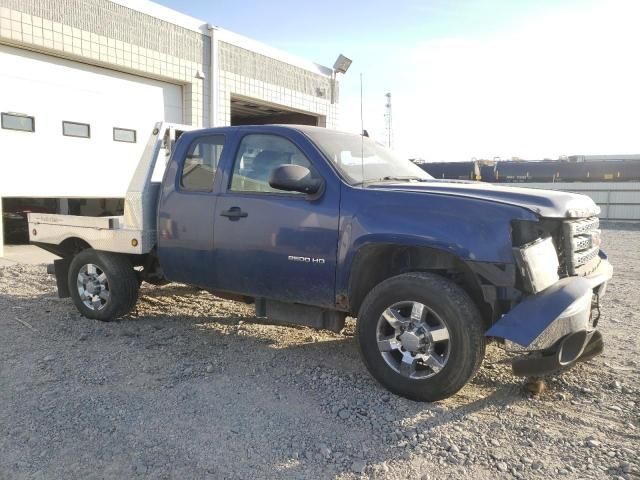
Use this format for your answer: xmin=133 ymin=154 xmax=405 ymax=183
xmin=255 ymin=299 xmax=346 ymax=333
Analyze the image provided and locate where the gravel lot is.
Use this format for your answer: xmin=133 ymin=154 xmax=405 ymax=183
xmin=1 ymin=224 xmax=638 ymax=479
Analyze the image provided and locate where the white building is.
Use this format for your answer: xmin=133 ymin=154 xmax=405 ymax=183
xmin=0 ymin=0 xmax=343 ymax=253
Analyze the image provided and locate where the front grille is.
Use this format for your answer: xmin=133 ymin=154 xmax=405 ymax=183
xmin=561 ymin=217 xmax=601 ymax=275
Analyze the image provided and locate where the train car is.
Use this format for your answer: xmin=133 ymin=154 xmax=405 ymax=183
xmin=494 ymin=159 xmax=640 ymax=183
xmin=571 ymin=159 xmax=640 ymax=182
xmin=494 ymin=160 xmax=560 ymax=183
xmin=419 ymin=161 xmax=478 ymax=180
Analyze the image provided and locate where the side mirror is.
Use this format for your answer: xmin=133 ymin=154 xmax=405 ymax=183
xmin=269 ymin=164 xmax=323 ymax=195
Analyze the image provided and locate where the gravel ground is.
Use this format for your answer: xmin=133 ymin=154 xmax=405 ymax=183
xmin=1 ymin=224 xmax=638 ymax=479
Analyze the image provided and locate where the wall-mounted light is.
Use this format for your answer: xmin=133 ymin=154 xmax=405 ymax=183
xmin=333 ymin=54 xmax=352 ymax=74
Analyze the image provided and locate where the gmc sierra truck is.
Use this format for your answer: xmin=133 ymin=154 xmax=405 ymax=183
xmin=29 ymin=122 xmax=612 ymax=401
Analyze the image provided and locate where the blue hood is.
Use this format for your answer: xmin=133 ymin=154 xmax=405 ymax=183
xmin=370 ymin=180 xmax=600 ymax=219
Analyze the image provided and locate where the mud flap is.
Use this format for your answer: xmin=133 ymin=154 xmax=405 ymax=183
xmin=50 ymin=258 xmax=72 ymax=298
xmin=485 ymin=277 xmax=593 ymax=347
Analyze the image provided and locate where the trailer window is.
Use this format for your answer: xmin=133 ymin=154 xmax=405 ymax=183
xmin=1 ymin=113 xmax=35 ymax=132
xmin=62 ymin=121 xmax=90 ymax=138
xmin=180 ymin=135 xmax=225 ymax=192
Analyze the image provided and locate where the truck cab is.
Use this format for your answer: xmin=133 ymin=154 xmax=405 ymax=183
xmin=29 ymin=123 xmax=613 ymax=401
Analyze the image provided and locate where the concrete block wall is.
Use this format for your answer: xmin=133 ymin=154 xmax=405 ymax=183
xmin=217 ymin=41 xmax=338 ymax=128
xmin=0 ymin=0 xmax=210 ymax=127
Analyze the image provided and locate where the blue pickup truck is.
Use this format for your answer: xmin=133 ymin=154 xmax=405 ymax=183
xmin=29 ymin=123 xmax=612 ymax=401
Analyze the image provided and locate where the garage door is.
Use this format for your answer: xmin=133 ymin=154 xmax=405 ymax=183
xmin=0 ymin=44 xmax=183 ymax=197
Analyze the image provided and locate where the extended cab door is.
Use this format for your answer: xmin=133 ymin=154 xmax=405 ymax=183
xmin=212 ymin=129 xmax=340 ymax=307
xmin=157 ymin=131 xmax=230 ymax=286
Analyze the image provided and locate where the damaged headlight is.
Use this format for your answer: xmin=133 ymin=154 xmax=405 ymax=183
xmin=513 ymin=237 xmax=559 ymax=294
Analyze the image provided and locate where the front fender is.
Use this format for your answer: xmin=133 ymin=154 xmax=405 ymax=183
xmin=336 ymin=185 xmax=538 ymax=298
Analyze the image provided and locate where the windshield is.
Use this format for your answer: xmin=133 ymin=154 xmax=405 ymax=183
xmin=302 ymin=129 xmax=433 ymax=185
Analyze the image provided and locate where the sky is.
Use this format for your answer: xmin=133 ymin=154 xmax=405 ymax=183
xmin=156 ymin=0 xmax=639 ymax=161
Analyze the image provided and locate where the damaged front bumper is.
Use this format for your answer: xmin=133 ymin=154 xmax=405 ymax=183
xmin=486 ymin=253 xmax=613 ymax=376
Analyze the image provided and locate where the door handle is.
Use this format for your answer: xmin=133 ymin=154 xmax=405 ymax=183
xmin=220 ymin=207 xmax=248 ymax=220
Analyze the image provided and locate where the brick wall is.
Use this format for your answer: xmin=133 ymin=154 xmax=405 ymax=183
xmin=217 ymin=41 xmax=337 ymax=128
xmin=0 ymin=0 xmax=209 ymax=126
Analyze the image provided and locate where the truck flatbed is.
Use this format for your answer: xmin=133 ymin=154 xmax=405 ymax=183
xmin=28 ymin=122 xmax=193 ymax=256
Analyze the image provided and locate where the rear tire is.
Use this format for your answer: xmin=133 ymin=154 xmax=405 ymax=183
xmin=357 ymin=272 xmax=485 ymax=401
xmin=68 ymin=249 xmax=139 ymax=321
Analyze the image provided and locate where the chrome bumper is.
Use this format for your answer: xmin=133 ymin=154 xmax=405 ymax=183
xmin=486 ymin=255 xmax=613 ymax=375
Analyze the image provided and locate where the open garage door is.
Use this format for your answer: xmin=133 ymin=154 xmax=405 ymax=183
xmin=0 ymin=44 xmax=183 ymax=199
xmin=231 ymin=95 xmax=321 ymax=126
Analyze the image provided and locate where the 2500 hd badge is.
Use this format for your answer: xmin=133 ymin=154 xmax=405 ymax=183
xmin=288 ymin=255 xmax=326 ymax=264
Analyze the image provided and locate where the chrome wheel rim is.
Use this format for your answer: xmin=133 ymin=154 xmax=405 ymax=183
xmin=376 ymin=301 xmax=451 ymax=379
xmin=77 ymin=264 xmax=110 ymax=311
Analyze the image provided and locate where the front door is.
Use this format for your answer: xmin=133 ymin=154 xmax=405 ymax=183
xmin=213 ymin=132 xmax=340 ymax=307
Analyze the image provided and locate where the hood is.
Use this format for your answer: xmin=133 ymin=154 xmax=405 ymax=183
xmin=371 ymin=179 xmax=600 ymax=219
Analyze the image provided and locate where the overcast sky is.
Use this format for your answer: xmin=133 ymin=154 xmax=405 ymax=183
xmin=158 ymin=0 xmax=639 ymax=161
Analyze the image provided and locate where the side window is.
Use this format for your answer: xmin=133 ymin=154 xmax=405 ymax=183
xmin=180 ymin=135 xmax=225 ymax=192
xmin=62 ymin=121 xmax=90 ymax=138
xmin=1 ymin=112 xmax=35 ymax=132
xmin=230 ymin=134 xmax=317 ymax=193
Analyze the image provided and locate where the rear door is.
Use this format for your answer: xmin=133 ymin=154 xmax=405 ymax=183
xmin=157 ymin=131 xmax=229 ymax=286
xmin=212 ymin=129 xmax=341 ymax=307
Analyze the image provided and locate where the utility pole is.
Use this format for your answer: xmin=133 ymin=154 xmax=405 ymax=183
xmin=384 ymin=92 xmax=393 ymax=149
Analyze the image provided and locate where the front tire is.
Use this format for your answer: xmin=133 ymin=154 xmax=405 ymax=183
xmin=68 ymin=249 xmax=139 ymax=321
xmin=357 ymin=272 xmax=485 ymax=401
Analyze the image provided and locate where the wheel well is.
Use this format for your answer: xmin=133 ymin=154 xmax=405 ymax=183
xmin=33 ymin=237 xmax=92 ymax=258
xmin=347 ymin=244 xmax=492 ymax=325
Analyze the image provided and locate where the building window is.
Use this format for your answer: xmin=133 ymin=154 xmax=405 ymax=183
xmin=1 ymin=112 xmax=35 ymax=132
xmin=62 ymin=121 xmax=90 ymax=138
xmin=113 ymin=127 xmax=136 ymax=143
xmin=180 ymin=135 xmax=225 ymax=192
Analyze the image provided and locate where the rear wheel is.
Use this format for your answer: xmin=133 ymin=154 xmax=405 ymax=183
xmin=357 ymin=272 xmax=485 ymax=401
xmin=68 ymin=249 xmax=139 ymax=321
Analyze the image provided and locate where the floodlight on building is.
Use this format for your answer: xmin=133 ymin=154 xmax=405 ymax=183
xmin=333 ymin=54 xmax=352 ymax=74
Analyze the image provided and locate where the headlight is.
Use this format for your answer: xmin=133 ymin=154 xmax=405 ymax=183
xmin=513 ymin=237 xmax=559 ymax=294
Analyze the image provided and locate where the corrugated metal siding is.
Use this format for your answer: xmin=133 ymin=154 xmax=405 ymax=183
xmin=515 ymin=182 xmax=640 ymax=220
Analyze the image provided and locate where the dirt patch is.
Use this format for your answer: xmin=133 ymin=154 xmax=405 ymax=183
xmin=0 ymin=227 xmax=638 ymax=479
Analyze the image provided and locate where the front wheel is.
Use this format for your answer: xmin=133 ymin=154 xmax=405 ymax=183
xmin=68 ymin=249 xmax=139 ymax=321
xmin=357 ymin=272 xmax=486 ymax=401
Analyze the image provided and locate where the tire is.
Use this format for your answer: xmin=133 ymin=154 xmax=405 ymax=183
xmin=68 ymin=249 xmax=139 ymax=321
xmin=356 ymin=272 xmax=485 ymax=402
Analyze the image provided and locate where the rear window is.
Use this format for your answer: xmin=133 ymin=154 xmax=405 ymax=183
xmin=180 ymin=135 xmax=225 ymax=192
